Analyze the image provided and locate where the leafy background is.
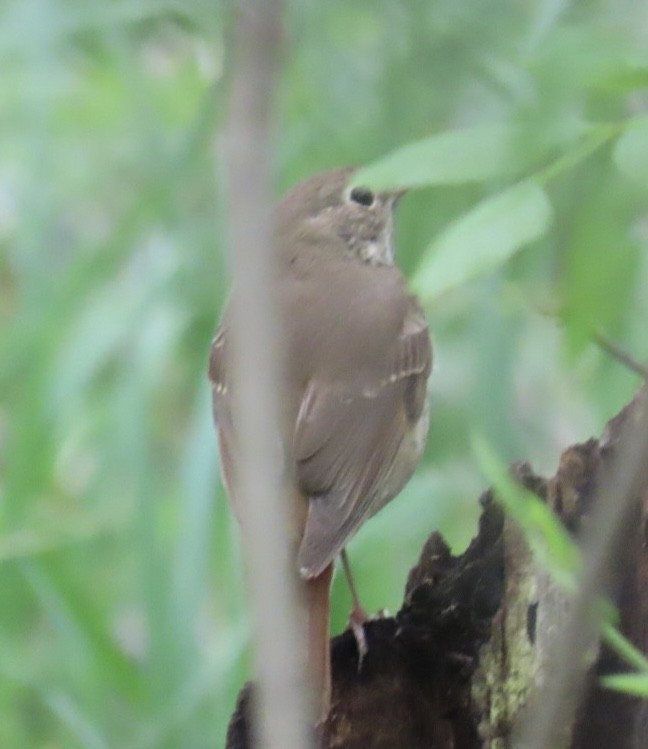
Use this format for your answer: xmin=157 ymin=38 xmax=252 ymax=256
xmin=1 ymin=0 xmax=647 ymax=746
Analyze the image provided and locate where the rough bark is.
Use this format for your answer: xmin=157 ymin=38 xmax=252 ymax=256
xmin=226 ymin=386 xmax=648 ymax=748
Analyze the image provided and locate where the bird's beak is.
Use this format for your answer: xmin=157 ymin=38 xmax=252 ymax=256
xmin=391 ymin=188 xmax=408 ymax=207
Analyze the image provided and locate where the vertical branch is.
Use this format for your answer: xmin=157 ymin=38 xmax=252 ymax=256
xmin=225 ymin=2 xmax=311 ymax=749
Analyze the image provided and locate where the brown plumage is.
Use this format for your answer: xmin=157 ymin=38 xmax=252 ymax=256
xmin=210 ymin=167 xmax=432 ymax=722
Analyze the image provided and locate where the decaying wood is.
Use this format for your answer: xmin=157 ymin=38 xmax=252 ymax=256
xmin=226 ymin=386 xmax=648 ymax=748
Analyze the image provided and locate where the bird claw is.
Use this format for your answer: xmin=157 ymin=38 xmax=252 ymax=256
xmin=347 ymin=604 xmax=370 ymax=671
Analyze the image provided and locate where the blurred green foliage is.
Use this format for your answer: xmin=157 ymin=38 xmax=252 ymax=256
xmin=0 ymin=0 xmax=647 ymax=746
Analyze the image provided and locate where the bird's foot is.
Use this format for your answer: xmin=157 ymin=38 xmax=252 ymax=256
xmin=348 ymin=604 xmax=369 ymax=670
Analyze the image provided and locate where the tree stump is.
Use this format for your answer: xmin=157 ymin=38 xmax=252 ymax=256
xmin=226 ymin=386 xmax=648 ymax=748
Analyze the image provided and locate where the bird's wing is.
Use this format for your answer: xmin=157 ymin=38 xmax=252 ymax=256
xmin=209 ymin=325 xmax=239 ymax=513
xmin=295 ymin=297 xmax=432 ymax=578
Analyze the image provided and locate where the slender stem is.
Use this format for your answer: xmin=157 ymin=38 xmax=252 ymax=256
xmin=593 ymin=331 xmax=648 ymax=380
xmin=534 ymin=124 xmax=619 ymax=186
xmin=226 ymin=2 xmax=311 ymax=748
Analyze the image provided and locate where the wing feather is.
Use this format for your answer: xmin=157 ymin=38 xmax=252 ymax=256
xmin=296 ymin=298 xmax=432 ymax=578
xmin=210 ymin=297 xmax=432 ymax=579
xmin=209 ymin=326 xmax=238 ymax=511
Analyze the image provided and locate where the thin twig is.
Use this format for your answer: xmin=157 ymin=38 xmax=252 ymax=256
xmin=226 ymin=3 xmax=311 ymax=749
xmin=593 ymin=331 xmax=648 ymax=380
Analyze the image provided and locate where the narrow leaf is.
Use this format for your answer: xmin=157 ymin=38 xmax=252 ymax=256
xmin=613 ymin=116 xmax=648 ymax=186
xmin=600 ymin=673 xmax=648 ymax=697
xmin=472 ymin=433 xmax=580 ymax=589
xmin=352 ymin=126 xmax=519 ymax=190
xmin=602 ymin=623 xmax=648 ymax=674
xmin=352 ymin=124 xmax=563 ymax=190
xmin=413 ymin=181 xmax=552 ymax=302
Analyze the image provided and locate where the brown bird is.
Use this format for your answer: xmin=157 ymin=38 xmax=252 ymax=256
xmin=209 ymin=166 xmax=432 ymax=723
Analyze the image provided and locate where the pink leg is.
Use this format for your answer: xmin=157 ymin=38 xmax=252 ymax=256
xmin=340 ymin=549 xmax=368 ymax=666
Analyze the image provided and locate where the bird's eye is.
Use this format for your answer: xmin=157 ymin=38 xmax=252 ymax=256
xmin=349 ymin=186 xmax=375 ymax=207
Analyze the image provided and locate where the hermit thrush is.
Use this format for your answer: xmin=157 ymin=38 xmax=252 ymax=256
xmin=210 ymin=166 xmax=432 ymax=722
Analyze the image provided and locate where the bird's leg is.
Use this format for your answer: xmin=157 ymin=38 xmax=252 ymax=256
xmin=340 ymin=548 xmax=369 ymax=667
xmin=303 ymin=562 xmax=334 ymax=724
xmin=340 ymin=548 xmax=369 ymax=621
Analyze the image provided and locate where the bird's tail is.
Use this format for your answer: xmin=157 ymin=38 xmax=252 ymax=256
xmin=303 ymin=562 xmax=334 ymax=723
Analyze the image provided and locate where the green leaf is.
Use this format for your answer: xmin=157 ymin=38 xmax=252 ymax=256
xmin=602 ymin=623 xmax=648 ymax=674
xmin=600 ymin=65 xmax=648 ymax=93
xmin=0 ymin=510 xmax=125 ymax=562
xmin=559 ymin=161 xmax=639 ymax=355
xmin=613 ymin=116 xmax=648 ymax=186
xmin=351 ymin=126 xmax=519 ymax=189
xmin=472 ymin=433 xmax=580 ymax=589
xmin=412 ymin=181 xmax=552 ymax=302
xmin=351 ymin=124 xmax=569 ymax=191
xmin=600 ymin=673 xmax=648 ymax=697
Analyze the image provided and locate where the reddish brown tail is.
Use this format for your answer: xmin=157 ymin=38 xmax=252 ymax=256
xmin=303 ymin=562 xmax=334 ymax=723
